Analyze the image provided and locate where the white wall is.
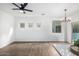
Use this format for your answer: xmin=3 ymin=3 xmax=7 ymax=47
xmin=0 ymin=11 xmax=14 ymax=48
xmin=0 ymin=11 xmax=67 ymax=48
xmin=14 ymin=16 xmax=64 ymax=41
xmin=0 ymin=11 xmax=71 ymax=48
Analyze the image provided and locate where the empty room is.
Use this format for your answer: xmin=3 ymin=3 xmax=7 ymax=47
xmin=0 ymin=3 xmax=79 ymax=56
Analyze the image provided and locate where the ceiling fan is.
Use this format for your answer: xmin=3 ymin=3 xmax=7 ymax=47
xmin=12 ymin=3 xmax=33 ymax=14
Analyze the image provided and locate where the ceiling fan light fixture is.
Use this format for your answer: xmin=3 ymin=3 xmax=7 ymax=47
xmin=20 ymin=10 xmax=23 ymax=13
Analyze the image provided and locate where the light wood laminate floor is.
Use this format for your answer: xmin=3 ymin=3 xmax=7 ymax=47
xmin=0 ymin=42 xmax=60 ymax=56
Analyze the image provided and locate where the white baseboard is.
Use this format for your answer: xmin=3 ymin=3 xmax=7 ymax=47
xmin=0 ymin=40 xmax=13 ymax=48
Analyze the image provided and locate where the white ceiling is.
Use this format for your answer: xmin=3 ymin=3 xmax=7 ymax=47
xmin=0 ymin=3 xmax=79 ymax=18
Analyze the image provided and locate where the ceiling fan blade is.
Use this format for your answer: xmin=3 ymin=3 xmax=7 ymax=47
xmin=23 ymin=3 xmax=28 ymax=8
xmin=20 ymin=3 xmax=28 ymax=9
xmin=12 ymin=3 xmax=20 ymax=8
xmin=12 ymin=8 xmax=20 ymax=10
xmin=24 ymin=9 xmax=33 ymax=12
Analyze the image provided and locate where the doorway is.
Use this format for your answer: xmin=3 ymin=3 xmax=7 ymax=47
xmin=72 ymin=21 xmax=79 ymax=43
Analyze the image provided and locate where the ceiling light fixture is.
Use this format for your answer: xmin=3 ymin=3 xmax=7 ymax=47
xmin=64 ymin=9 xmax=67 ymax=21
xmin=64 ymin=8 xmax=71 ymax=43
xmin=20 ymin=10 xmax=23 ymax=13
xmin=64 ymin=9 xmax=71 ymax=22
xmin=19 ymin=10 xmax=26 ymax=14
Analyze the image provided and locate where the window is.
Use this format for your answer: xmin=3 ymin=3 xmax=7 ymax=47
xmin=52 ymin=21 xmax=61 ymax=33
xmin=72 ymin=23 xmax=79 ymax=33
xmin=56 ymin=25 xmax=61 ymax=33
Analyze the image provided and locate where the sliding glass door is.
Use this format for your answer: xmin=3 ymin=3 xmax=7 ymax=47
xmin=72 ymin=21 xmax=79 ymax=42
